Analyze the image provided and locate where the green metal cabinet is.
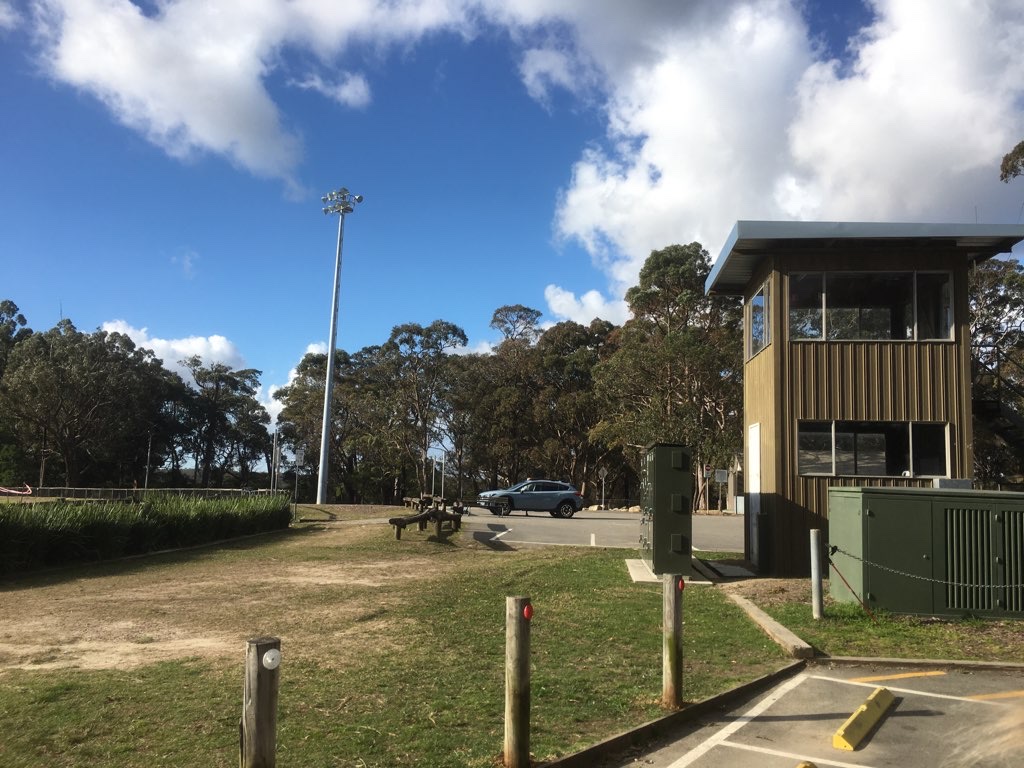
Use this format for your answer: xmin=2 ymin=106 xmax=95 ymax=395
xmin=640 ymin=443 xmax=693 ymax=576
xmin=828 ymin=487 xmax=1024 ymax=617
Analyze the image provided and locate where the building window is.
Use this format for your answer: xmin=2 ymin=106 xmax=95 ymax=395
xmin=748 ymin=281 xmax=770 ymax=357
xmin=789 ymin=273 xmax=823 ymax=340
xmin=797 ymin=420 xmax=948 ymax=477
xmin=788 ymin=272 xmax=952 ymax=341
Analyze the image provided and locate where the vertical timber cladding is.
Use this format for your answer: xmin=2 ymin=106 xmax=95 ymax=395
xmin=781 ymin=248 xmax=974 ymax=526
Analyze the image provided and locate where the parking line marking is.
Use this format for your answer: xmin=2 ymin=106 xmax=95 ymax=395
xmin=807 ymin=674 xmax=1004 ymax=705
xmin=720 ymin=740 xmax=875 ymax=768
xmin=667 ymin=673 xmax=808 ymax=767
xmin=492 ymin=530 xmax=511 ymax=540
xmin=967 ymin=690 xmax=1024 ymax=701
xmin=590 ymin=533 xmax=596 ymax=546
xmin=848 ymin=670 xmax=946 ymax=683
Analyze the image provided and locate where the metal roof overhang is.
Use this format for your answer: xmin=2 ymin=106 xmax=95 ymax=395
xmin=704 ymin=220 xmax=1024 ymax=296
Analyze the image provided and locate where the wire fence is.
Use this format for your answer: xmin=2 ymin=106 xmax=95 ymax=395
xmin=1 ymin=487 xmax=290 ymax=503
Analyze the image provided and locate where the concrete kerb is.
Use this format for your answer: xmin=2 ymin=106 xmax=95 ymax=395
xmin=726 ymin=593 xmax=815 ymax=659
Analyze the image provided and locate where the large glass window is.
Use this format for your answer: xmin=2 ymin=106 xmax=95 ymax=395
xmin=789 ymin=274 xmax=823 ymax=340
xmin=797 ymin=421 xmax=832 ymax=474
xmin=826 ymin=274 xmax=913 ymax=340
xmin=748 ymin=281 xmax=770 ymax=356
xmin=789 ymin=272 xmax=952 ymax=341
xmin=916 ymin=272 xmax=952 ymax=340
xmin=797 ymin=420 xmax=947 ymax=477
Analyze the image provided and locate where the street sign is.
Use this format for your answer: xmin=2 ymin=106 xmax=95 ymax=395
xmin=714 ymin=469 xmax=728 ymax=484
xmin=598 ymin=467 xmax=608 ymax=480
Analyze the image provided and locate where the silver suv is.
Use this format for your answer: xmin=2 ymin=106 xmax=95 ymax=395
xmin=476 ymin=480 xmax=584 ymax=518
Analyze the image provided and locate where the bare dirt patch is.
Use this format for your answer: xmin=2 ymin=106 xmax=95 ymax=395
xmin=0 ymin=513 xmax=456 ymax=672
xmin=719 ymin=577 xmax=814 ymax=607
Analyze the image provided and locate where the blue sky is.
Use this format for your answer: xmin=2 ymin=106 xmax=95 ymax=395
xmin=2 ymin=0 xmax=1023 ymax=424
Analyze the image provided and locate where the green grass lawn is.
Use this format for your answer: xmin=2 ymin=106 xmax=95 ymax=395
xmin=2 ymin=531 xmax=1018 ymax=767
xmin=0 ymin=523 xmax=784 ymax=768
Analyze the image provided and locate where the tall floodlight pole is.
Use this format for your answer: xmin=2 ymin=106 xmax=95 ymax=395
xmin=317 ymin=187 xmax=363 ymax=505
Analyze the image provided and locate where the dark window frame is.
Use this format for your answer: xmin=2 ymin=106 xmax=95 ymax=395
xmin=788 ymin=271 xmax=953 ymax=342
xmin=796 ymin=419 xmax=949 ymax=478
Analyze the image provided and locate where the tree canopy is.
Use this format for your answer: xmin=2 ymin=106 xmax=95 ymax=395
xmin=6 ymin=238 xmax=1021 ymax=498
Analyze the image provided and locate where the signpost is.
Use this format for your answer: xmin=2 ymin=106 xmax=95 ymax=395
xmin=598 ymin=466 xmax=608 ymax=509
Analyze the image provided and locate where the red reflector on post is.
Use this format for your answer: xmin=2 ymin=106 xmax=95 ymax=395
xmin=678 ymin=578 xmax=686 ymax=592
xmin=523 ymin=603 xmax=534 ymax=621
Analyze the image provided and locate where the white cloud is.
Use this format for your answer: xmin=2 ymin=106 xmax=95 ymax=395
xmin=102 ymin=320 xmax=247 ymax=382
xmin=260 ymin=341 xmax=330 ymax=426
xmin=171 ymin=248 xmax=198 ymax=279
xmin=519 ymin=47 xmax=577 ymax=103
xmin=554 ymin=0 xmax=815 ymax=281
xmin=291 ymin=71 xmax=371 ymax=108
xmin=0 ymin=1 xmax=21 ymax=30
xmin=32 ymin=1 xmax=1024 ymax=328
xmin=543 ymin=0 xmax=1024 ymax=324
xmin=34 ymin=0 xmax=304 ymax=185
xmin=781 ymin=1 xmax=1024 ymax=222
xmin=453 ymin=339 xmax=498 ymax=356
xmin=544 ymin=284 xmax=629 ymax=327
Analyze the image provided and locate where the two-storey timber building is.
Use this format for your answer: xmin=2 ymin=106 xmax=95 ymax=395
xmin=705 ymin=221 xmax=1024 ymax=575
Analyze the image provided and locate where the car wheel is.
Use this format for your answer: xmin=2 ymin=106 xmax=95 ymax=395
xmin=557 ymin=501 xmax=576 ymax=519
xmin=500 ymin=501 xmax=512 ymax=516
xmin=489 ymin=507 xmax=500 ymax=515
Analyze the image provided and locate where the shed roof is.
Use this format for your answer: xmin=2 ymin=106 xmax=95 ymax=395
xmin=705 ymin=220 xmax=1024 ymax=296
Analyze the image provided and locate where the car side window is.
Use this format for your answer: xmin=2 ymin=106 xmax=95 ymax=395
xmin=520 ymin=483 xmax=535 ymax=492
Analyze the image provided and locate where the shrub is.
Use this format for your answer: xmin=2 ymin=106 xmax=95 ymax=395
xmin=0 ymin=494 xmax=291 ymax=575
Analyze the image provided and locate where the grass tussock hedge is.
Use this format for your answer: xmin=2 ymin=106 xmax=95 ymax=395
xmin=0 ymin=495 xmax=291 ymax=576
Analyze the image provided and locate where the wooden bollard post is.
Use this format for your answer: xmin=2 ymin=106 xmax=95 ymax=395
xmin=662 ymin=574 xmax=684 ymax=709
xmin=241 ymin=636 xmax=281 ymax=768
xmin=504 ymin=596 xmax=532 ymax=768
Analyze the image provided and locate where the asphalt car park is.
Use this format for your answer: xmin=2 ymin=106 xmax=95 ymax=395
xmin=459 ymin=508 xmax=744 ymax=552
xmin=594 ymin=661 xmax=1024 ymax=768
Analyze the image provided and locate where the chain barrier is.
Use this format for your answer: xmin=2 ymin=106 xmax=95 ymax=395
xmin=829 ymin=545 xmax=1024 ymax=591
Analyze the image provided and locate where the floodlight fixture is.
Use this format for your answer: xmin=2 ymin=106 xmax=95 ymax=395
xmin=316 ymin=186 xmax=363 ymax=505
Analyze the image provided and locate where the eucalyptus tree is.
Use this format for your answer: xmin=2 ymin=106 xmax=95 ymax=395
xmin=435 ymin=351 xmax=497 ymax=500
xmin=592 ymin=243 xmax=742 ymax=506
xmin=490 ymin=304 xmax=542 ymax=345
xmin=0 ymin=300 xmax=32 ymax=484
xmin=180 ymin=356 xmax=269 ymax=487
xmin=532 ymin=319 xmax=617 ymax=495
xmin=968 ymin=256 xmax=1024 ymax=481
xmin=378 ymin=320 xmax=467 ymax=495
xmin=0 ymin=300 xmax=31 ymax=380
xmin=0 ymin=320 xmax=173 ymax=486
xmin=1000 ymin=139 xmax=1024 ymax=183
xmin=467 ymin=307 xmax=546 ymax=488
